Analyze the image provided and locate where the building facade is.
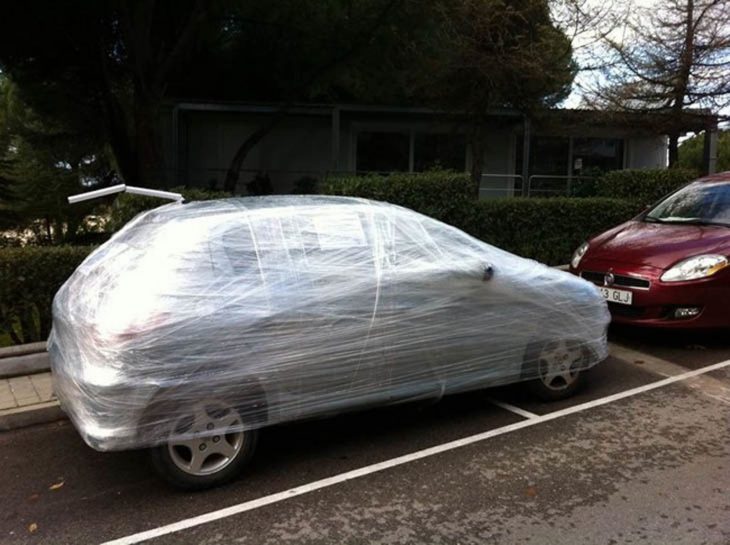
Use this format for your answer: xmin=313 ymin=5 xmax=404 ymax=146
xmin=160 ymin=102 xmax=716 ymax=197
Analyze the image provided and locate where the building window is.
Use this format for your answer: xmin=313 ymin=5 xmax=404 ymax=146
xmin=414 ymin=133 xmax=466 ymax=172
xmin=572 ymin=137 xmax=624 ymax=174
xmin=356 ymin=131 xmax=467 ymax=174
xmin=356 ymin=132 xmax=409 ymax=173
xmin=530 ymin=136 xmax=570 ymax=175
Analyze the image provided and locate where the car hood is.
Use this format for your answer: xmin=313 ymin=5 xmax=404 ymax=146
xmin=587 ymin=220 xmax=730 ymax=270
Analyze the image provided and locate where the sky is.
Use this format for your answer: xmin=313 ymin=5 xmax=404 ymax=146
xmin=558 ymin=0 xmax=729 ymax=127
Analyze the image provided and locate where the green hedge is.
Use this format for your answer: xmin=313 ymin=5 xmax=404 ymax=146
xmin=323 ymin=171 xmax=643 ymax=265
xmin=0 ymin=245 xmax=93 ymax=345
xmin=108 ymin=187 xmax=231 ymax=231
xmin=323 ymin=171 xmax=472 ymax=214
xmin=592 ymin=168 xmax=698 ymax=204
xmin=0 ymin=170 xmax=683 ymax=346
xmin=456 ymin=198 xmax=640 ymax=265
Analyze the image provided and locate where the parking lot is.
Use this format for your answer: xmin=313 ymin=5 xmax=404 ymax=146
xmin=1 ymin=327 xmax=729 ymax=545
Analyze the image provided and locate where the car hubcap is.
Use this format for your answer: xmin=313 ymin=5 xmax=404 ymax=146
xmin=537 ymin=340 xmax=584 ymax=391
xmin=167 ymin=399 xmax=245 ymax=476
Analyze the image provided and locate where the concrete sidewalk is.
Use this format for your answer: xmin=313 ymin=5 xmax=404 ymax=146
xmin=0 ymin=371 xmax=64 ymax=430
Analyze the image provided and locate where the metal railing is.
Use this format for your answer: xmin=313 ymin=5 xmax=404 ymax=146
xmin=162 ymin=167 xmax=598 ymax=199
xmin=478 ymin=174 xmax=524 ymax=198
xmin=526 ymin=175 xmax=598 ymax=197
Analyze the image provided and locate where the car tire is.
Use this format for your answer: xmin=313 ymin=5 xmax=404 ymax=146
xmin=523 ymin=340 xmax=589 ymax=402
xmin=148 ymin=397 xmax=259 ymax=491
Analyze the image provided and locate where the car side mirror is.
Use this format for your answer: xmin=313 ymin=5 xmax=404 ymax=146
xmin=482 ymin=263 xmax=495 ymax=281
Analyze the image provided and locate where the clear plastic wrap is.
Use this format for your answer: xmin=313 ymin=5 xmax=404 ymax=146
xmin=48 ymin=196 xmax=609 ymax=451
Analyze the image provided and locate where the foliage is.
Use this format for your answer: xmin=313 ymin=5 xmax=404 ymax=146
xmin=413 ymin=0 xmax=576 ymax=191
xmin=246 ymin=173 xmax=274 ymax=196
xmin=591 ymin=168 xmax=698 ymax=205
xmin=0 ymin=1 xmax=578 ymax=195
xmin=458 ymin=197 xmax=640 ymax=265
xmin=107 ymin=187 xmax=231 ymax=232
xmin=292 ymin=176 xmax=319 ymax=194
xmin=678 ymin=130 xmax=730 ymax=173
xmin=323 ymin=171 xmax=473 ymax=220
xmin=323 ymin=171 xmax=640 ymax=264
xmin=0 ymin=245 xmax=92 ymax=344
xmin=0 ymin=77 xmax=114 ymax=243
xmin=584 ymin=0 xmax=730 ymax=163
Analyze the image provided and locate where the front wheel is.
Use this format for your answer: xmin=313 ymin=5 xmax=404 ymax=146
xmin=149 ymin=398 xmax=258 ymax=490
xmin=524 ymin=340 xmax=588 ymax=402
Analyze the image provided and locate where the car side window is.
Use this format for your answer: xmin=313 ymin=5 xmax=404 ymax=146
xmin=375 ymin=212 xmax=445 ymax=271
xmin=210 ymin=222 xmax=261 ymax=279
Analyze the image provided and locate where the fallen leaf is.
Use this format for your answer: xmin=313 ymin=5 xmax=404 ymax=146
xmin=526 ymin=486 xmax=538 ymax=497
xmin=49 ymin=481 xmax=64 ymax=491
xmin=27 ymin=494 xmax=40 ymax=503
xmin=28 ymin=523 xmax=38 ymax=534
xmin=634 ymin=360 xmax=645 ymax=365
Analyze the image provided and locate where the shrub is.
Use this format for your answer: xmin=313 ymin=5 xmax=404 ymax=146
xmin=455 ymin=198 xmax=641 ymax=265
xmin=592 ymin=168 xmax=698 ymax=205
xmin=0 ymin=245 xmax=93 ymax=345
xmin=323 ymin=171 xmax=472 ymax=217
xmin=322 ymin=172 xmax=641 ymax=265
xmin=108 ymin=187 xmax=231 ymax=231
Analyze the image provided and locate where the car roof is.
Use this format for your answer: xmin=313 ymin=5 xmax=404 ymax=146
xmin=695 ymin=171 xmax=730 ymax=183
xmin=135 ymin=195 xmax=406 ymax=226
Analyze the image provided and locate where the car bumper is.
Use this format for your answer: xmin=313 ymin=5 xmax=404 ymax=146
xmin=572 ymin=260 xmax=730 ymax=329
xmin=48 ymin=341 xmax=157 ymax=451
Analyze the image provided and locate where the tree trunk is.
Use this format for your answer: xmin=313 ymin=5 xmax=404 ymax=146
xmin=224 ymin=111 xmax=288 ymax=193
xmin=667 ymin=0 xmax=694 ymax=169
xmin=133 ymin=91 xmax=165 ymax=187
xmin=668 ymin=132 xmax=680 ymax=167
xmin=469 ymin=124 xmax=487 ymax=199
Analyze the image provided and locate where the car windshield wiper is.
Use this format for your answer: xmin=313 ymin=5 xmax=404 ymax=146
xmin=645 ymin=216 xmax=730 ymax=227
xmin=678 ymin=219 xmax=730 ymax=227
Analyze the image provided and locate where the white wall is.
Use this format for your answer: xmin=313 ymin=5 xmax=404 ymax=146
xmin=479 ymin=129 xmax=518 ymax=197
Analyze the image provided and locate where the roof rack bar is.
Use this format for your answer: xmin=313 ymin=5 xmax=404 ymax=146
xmin=68 ymin=184 xmax=183 ymax=204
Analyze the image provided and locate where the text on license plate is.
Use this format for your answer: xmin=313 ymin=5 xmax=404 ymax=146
xmin=599 ymin=287 xmax=632 ymax=305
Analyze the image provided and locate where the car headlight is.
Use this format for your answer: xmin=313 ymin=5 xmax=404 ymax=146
xmin=660 ymin=254 xmax=729 ymax=282
xmin=571 ymin=242 xmax=589 ymax=269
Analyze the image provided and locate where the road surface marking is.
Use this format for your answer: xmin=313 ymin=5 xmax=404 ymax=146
xmin=101 ymin=358 xmax=730 ymax=545
xmin=488 ymin=398 xmax=538 ymax=419
xmin=610 ymin=342 xmax=730 ymax=404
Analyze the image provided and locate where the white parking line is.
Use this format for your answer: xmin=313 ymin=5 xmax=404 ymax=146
xmin=101 ymin=358 xmax=730 ymax=545
xmin=488 ymin=398 xmax=539 ymax=419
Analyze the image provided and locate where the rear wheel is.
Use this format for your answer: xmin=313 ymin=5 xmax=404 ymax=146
xmin=149 ymin=398 xmax=258 ymax=490
xmin=525 ymin=340 xmax=588 ymax=401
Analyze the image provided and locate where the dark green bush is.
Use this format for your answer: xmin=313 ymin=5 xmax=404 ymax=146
xmin=0 ymin=245 xmax=93 ymax=344
xmin=455 ymin=198 xmax=641 ymax=265
xmin=108 ymin=187 xmax=230 ymax=231
xmin=323 ymin=172 xmax=641 ymax=265
xmin=592 ymin=168 xmax=698 ymax=205
xmin=323 ymin=171 xmax=472 ymax=216
xmin=0 ymin=171 xmax=656 ymax=347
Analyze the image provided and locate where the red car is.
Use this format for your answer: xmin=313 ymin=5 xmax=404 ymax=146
xmin=570 ymin=172 xmax=730 ymax=329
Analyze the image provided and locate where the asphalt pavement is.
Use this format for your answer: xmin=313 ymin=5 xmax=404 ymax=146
xmin=0 ymin=334 xmax=728 ymax=545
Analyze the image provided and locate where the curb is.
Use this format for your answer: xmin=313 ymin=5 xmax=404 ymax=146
xmin=0 ymin=352 xmax=50 ymax=379
xmin=0 ymin=343 xmax=50 ymax=379
xmin=0 ymin=401 xmax=66 ymax=431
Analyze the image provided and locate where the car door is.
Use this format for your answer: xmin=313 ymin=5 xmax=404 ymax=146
xmin=377 ymin=212 xmax=524 ymax=397
xmin=245 ymin=209 xmax=388 ymax=420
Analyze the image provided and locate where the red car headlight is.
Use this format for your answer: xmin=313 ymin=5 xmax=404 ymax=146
xmin=660 ymin=254 xmax=729 ymax=282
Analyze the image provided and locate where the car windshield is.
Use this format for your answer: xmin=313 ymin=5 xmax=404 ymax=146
xmin=645 ymin=181 xmax=730 ymax=227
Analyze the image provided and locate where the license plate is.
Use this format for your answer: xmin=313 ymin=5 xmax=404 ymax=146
xmin=599 ymin=287 xmax=633 ymax=305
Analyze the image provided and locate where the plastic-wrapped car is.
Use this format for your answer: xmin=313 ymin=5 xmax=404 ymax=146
xmin=49 ymin=196 xmax=609 ymax=489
